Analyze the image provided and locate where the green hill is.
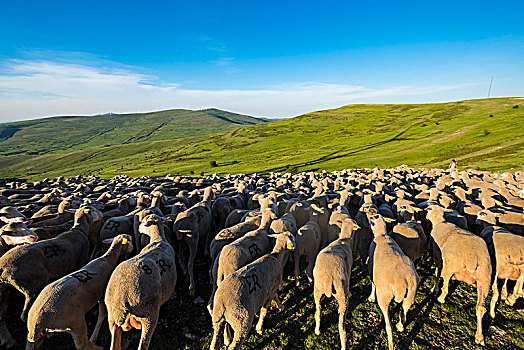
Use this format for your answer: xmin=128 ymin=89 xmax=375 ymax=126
xmin=1 ymin=98 xmax=523 ymax=180
xmin=0 ymin=108 xmax=267 ymax=156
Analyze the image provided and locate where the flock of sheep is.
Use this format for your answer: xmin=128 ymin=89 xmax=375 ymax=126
xmin=0 ymin=167 xmax=523 ymax=350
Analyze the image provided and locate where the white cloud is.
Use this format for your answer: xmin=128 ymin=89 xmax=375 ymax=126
xmin=0 ymin=58 xmax=478 ymax=122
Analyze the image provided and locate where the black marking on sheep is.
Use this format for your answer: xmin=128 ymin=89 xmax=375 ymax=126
xmin=106 ymin=221 xmax=120 ymax=231
xmin=248 ymin=243 xmax=261 ymax=259
xmin=242 ymin=273 xmax=262 ymax=294
xmin=141 ymin=264 xmax=153 ymax=275
xmin=156 ymin=259 xmax=171 ymax=275
xmin=43 ymin=244 xmax=65 ymax=258
xmin=71 ymin=270 xmax=96 ymax=283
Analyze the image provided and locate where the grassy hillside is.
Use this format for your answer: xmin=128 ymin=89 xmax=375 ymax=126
xmin=0 ymin=108 xmax=266 ymax=156
xmin=1 ymin=98 xmax=523 ymax=180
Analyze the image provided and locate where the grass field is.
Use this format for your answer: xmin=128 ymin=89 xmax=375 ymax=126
xmin=0 ymin=98 xmax=523 ymax=181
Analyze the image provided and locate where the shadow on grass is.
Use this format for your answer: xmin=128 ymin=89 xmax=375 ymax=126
xmin=259 ymin=125 xmax=416 ymax=174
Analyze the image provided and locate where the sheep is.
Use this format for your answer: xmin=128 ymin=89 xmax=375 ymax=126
xmin=211 ymin=196 xmax=233 ymax=233
xmin=133 ymin=191 xmax=166 ymax=253
xmin=0 ymin=222 xmax=38 ymax=257
xmin=173 ymin=187 xmax=213 ymax=297
xmin=207 ymin=215 xmax=262 ymax=311
xmin=285 ymin=200 xmax=311 ymax=228
xmin=105 ymin=214 xmax=176 ymax=350
xmin=326 ymin=190 xmax=353 ymax=247
xmin=313 ymin=219 xmax=359 ymax=350
xmin=390 ymin=205 xmax=427 ymax=262
xmin=294 ymin=204 xmax=324 ymax=284
xmin=29 ymin=198 xmax=79 ymax=228
xmin=0 ymin=206 xmax=28 ymax=224
xmin=101 ymin=196 xmax=136 ymax=220
xmin=210 ymin=231 xmax=295 ymax=350
xmin=210 ymin=209 xmax=276 ymax=314
xmin=391 ymin=190 xmax=415 ymax=219
xmin=26 ymin=234 xmax=134 ymax=350
xmin=270 ymin=212 xmax=298 ymax=236
xmin=479 ymin=226 xmax=524 ymax=317
xmin=224 ymin=209 xmax=251 ymax=227
xmin=209 ymin=215 xmax=262 ymax=270
xmin=367 ymin=214 xmax=419 ymax=350
xmin=476 ymin=209 xmax=524 ymax=236
xmin=453 ymin=187 xmax=483 ymax=232
xmin=426 ymin=205 xmax=492 ymax=345
xmin=353 ymin=192 xmax=379 ymax=260
xmin=0 ymin=206 xmax=102 ymax=348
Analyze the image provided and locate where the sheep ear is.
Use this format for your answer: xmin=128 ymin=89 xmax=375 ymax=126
xmin=385 ymin=218 xmax=396 ymax=223
xmin=65 ymin=209 xmax=77 ymax=214
xmin=268 ymin=233 xmax=279 ymax=239
xmin=414 ymin=207 xmax=422 ymax=212
xmin=444 ymin=209 xmax=453 ymax=212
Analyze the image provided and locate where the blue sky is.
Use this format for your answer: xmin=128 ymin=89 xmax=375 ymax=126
xmin=0 ymin=0 xmax=523 ymax=121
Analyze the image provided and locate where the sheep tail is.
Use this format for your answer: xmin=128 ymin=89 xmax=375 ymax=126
xmin=393 ymin=281 xmax=408 ymax=303
xmin=330 ymin=274 xmax=345 ymax=298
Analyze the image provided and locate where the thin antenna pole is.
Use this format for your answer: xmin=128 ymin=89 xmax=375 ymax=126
xmin=487 ymin=76 xmax=493 ymax=98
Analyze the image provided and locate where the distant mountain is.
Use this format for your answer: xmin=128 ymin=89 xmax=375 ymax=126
xmin=0 ymin=98 xmax=522 ymax=180
xmin=0 ymin=108 xmax=267 ymax=156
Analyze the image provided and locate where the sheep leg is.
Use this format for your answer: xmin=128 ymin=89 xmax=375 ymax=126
xmin=336 ymin=292 xmax=349 ymax=350
xmin=431 ymin=266 xmax=441 ymax=293
xmin=500 ymin=279 xmax=508 ymax=300
xmin=294 ymin=250 xmax=301 ymax=286
xmin=368 ymin=282 xmax=376 ymax=303
xmin=137 ymin=315 xmax=158 ymax=350
xmin=273 ymin=295 xmax=284 ymax=311
xmin=378 ymin=297 xmax=394 ymax=350
xmin=506 ymin=275 xmax=524 ymax=306
xmin=70 ymin=319 xmax=101 ymax=350
xmin=228 ymin=322 xmax=251 ymax=350
xmin=207 ymin=282 xmax=218 ymax=316
xmin=177 ymin=244 xmax=187 ymax=276
xmin=109 ymin=323 xmax=122 ymax=350
xmin=89 ymin=302 xmax=107 ymax=344
xmin=314 ymin=288 xmax=322 ymax=335
xmin=255 ymin=306 xmax=268 ymax=335
xmin=188 ymin=240 xmax=198 ymax=298
xmin=203 ymin=230 xmax=210 ymax=257
xmin=210 ymin=319 xmax=225 ymax=350
xmin=437 ymin=267 xmax=452 ymax=304
xmin=489 ymin=280 xmax=499 ymax=318
xmin=397 ymin=286 xmax=415 ymax=332
xmin=475 ymin=284 xmax=487 ymax=346
xmin=306 ymin=256 xmax=314 ymax=283
xmin=224 ymin=323 xmax=233 ymax=347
